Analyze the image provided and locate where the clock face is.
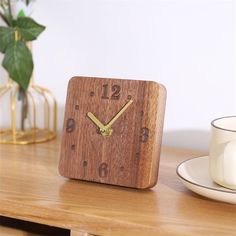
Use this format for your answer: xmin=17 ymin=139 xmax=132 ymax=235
xmin=59 ymin=76 xmax=166 ymax=189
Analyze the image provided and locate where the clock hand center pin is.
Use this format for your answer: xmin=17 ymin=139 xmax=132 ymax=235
xmin=87 ymin=99 xmax=133 ymax=137
xmin=87 ymin=112 xmax=113 ymax=136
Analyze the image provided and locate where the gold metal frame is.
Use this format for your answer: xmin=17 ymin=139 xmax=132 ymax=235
xmin=0 ymin=79 xmax=57 ymax=144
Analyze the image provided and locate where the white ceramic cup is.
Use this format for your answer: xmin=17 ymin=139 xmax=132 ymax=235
xmin=209 ymin=116 xmax=236 ymax=190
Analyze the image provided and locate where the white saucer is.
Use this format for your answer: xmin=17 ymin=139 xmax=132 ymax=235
xmin=176 ymin=156 xmax=236 ymax=204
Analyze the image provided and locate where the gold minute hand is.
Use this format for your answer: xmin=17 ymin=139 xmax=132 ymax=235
xmin=105 ymin=99 xmax=133 ymax=129
xmin=87 ymin=112 xmax=106 ymax=131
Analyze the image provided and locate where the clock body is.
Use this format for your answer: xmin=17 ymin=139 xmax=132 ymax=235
xmin=59 ymin=76 xmax=166 ymax=189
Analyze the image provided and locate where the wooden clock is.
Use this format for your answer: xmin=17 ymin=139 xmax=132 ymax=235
xmin=59 ymin=76 xmax=166 ymax=189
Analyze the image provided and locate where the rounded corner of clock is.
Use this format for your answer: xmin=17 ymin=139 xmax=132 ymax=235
xmin=137 ymin=183 xmax=156 ymax=190
xmin=147 ymin=81 xmax=167 ymax=95
xmin=146 ymin=80 xmax=158 ymax=87
xmin=68 ymin=76 xmax=79 ymax=84
xmin=137 ymin=178 xmax=158 ymax=189
xmin=158 ymin=83 xmax=167 ymax=93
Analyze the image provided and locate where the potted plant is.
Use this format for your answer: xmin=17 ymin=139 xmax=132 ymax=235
xmin=0 ymin=0 xmax=57 ymax=144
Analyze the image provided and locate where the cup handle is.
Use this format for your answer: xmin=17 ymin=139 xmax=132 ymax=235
xmin=223 ymin=140 xmax=236 ymax=185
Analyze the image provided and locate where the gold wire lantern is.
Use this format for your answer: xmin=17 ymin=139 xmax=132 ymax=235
xmin=0 ymin=78 xmax=57 ymax=144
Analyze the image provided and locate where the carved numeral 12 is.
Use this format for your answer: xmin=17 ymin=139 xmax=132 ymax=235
xmin=101 ymin=84 xmax=121 ymax=100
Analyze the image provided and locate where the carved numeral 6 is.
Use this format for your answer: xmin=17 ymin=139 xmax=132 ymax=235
xmin=66 ymin=118 xmax=76 ymax=133
xmin=140 ymin=127 xmax=149 ymax=142
xmin=99 ymin=162 xmax=108 ymax=177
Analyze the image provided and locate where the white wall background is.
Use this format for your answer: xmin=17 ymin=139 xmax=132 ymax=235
xmin=1 ymin=0 xmax=235 ymax=150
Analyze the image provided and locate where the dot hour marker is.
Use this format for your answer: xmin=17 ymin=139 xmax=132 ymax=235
xmin=127 ymin=95 xmax=132 ymax=100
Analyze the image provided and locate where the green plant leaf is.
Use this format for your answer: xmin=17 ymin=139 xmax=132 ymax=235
xmin=2 ymin=41 xmax=33 ymax=91
xmin=16 ymin=17 xmax=46 ymax=41
xmin=17 ymin=10 xmax=26 ymax=18
xmin=0 ymin=26 xmax=14 ymax=53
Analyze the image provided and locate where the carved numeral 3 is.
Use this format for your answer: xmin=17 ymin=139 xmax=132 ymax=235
xmin=140 ymin=127 xmax=149 ymax=142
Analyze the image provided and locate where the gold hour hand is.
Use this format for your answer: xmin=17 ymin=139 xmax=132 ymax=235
xmin=87 ymin=112 xmax=106 ymax=132
xmin=105 ymin=99 xmax=133 ymax=129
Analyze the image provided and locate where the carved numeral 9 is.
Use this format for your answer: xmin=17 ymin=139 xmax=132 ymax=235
xmin=101 ymin=84 xmax=121 ymax=100
xmin=140 ymin=127 xmax=149 ymax=142
xmin=99 ymin=162 xmax=108 ymax=177
xmin=66 ymin=118 xmax=76 ymax=133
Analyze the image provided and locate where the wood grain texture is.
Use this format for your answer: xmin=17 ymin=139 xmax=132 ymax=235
xmin=71 ymin=230 xmax=93 ymax=236
xmin=59 ymin=76 xmax=166 ymax=189
xmin=1 ymin=140 xmax=236 ymax=236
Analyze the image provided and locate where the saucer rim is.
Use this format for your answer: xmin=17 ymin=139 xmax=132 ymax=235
xmin=176 ymin=156 xmax=236 ymax=194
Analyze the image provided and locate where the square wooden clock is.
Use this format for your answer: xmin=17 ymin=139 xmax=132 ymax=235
xmin=59 ymin=76 xmax=166 ymax=189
